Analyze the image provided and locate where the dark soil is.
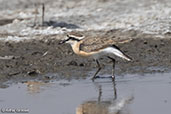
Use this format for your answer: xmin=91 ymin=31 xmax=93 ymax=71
xmin=0 ymin=29 xmax=171 ymax=86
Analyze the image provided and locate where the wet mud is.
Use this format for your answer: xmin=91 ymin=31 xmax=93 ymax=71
xmin=0 ymin=0 xmax=171 ymax=113
xmin=0 ymin=30 xmax=171 ymax=86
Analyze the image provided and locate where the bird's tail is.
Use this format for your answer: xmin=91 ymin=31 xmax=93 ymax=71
xmin=111 ymin=45 xmax=132 ymax=61
xmin=102 ymin=45 xmax=132 ymax=61
xmin=120 ymin=53 xmax=132 ymax=61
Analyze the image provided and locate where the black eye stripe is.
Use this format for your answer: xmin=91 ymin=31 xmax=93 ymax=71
xmin=68 ymin=37 xmax=80 ymax=41
xmin=65 ymin=38 xmax=70 ymax=41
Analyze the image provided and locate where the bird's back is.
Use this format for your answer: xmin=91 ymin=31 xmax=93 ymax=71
xmin=95 ymin=45 xmax=132 ymax=61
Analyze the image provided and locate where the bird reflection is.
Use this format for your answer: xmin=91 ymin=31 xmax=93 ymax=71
xmin=76 ymin=81 xmax=132 ymax=114
xmin=96 ymin=81 xmax=117 ymax=102
xmin=25 ymin=81 xmax=50 ymax=94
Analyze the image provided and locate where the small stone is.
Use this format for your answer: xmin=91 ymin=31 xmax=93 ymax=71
xmin=154 ymin=45 xmax=158 ymax=48
xmin=27 ymin=70 xmax=40 ymax=76
xmin=144 ymin=41 xmax=147 ymax=44
xmin=79 ymin=63 xmax=84 ymax=66
xmin=68 ymin=61 xmax=78 ymax=66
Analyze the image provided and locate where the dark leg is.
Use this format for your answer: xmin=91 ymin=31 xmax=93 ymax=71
xmin=98 ymin=85 xmax=102 ymax=103
xmin=112 ymin=80 xmax=117 ymax=100
xmin=92 ymin=60 xmax=101 ymax=80
xmin=108 ymin=57 xmax=116 ymax=81
xmin=112 ymin=59 xmax=116 ymax=81
xmin=93 ymin=82 xmax=102 ymax=102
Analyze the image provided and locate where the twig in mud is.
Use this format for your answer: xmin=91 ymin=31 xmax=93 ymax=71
xmin=42 ymin=3 xmax=45 ymax=26
xmin=0 ymin=56 xmax=19 ymax=60
xmin=8 ymin=72 xmax=20 ymax=76
xmin=117 ymin=38 xmax=133 ymax=44
xmin=42 ymin=51 xmax=48 ymax=57
xmin=33 ymin=3 xmax=39 ymax=26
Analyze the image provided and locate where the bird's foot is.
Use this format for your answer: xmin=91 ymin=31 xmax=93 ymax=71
xmin=91 ymin=77 xmax=95 ymax=82
xmin=91 ymin=76 xmax=100 ymax=81
xmin=112 ymin=75 xmax=115 ymax=82
xmin=95 ymin=76 xmax=100 ymax=78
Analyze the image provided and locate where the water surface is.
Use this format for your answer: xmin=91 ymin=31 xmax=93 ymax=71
xmin=0 ymin=72 xmax=171 ymax=114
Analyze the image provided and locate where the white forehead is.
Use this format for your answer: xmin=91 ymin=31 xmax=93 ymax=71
xmin=63 ymin=35 xmax=84 ymax=41
xmin=68 ymin=34 xmax=85 ymax=40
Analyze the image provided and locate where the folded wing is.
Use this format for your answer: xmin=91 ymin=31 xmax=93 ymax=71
xmin=100 ymin=45 xmax=132 ymax=61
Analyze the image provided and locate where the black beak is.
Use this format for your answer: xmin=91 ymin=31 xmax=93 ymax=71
xmin=58 ymin=40 xmax=66 ymax=45
xmin=59 ymin=36 xmax=70 ymax=45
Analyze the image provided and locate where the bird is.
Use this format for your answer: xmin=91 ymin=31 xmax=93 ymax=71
xmin=59 ymin=33 xmax=132 ymax=81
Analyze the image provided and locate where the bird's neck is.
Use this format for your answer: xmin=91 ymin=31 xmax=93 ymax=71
xmin=71 ymin=41 xmax=94 ymax=57
xmin=71 ymin=42 xmax=81 ymax=54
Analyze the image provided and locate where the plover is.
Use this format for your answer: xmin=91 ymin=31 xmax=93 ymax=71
xmin=59 ymin=33 xmax=132 ymax=81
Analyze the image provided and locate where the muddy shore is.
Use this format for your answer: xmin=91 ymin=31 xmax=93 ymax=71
xmin=1 ymin=0 xmax=171 ymax=87
xmin=1 ymin=1 xmax=171 ymax=114
xmin=0 ymin=30 xmax=171 ymax=86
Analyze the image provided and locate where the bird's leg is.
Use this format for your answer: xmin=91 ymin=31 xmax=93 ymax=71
xmin=92 ymin=60 xmax=101 ymax=80
xmin=92 ymin=82 xmax=102 ymax=102
xmin=112 ymin=80 xmax=117 ymax=100
xmin=112 ymin=59 xmax=116 ymax=81
xmin=108 ymin=57 xmax=116 ymax=81
xmin=98 ymin=85 xmax=102 ymax=103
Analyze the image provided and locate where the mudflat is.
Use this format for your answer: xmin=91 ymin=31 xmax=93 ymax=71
xmin=0 ymin=30 xmax=171 ymax=85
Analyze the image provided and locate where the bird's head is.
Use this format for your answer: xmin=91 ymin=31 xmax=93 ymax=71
xmin=59 ymin=34 xmax=85 ymax=45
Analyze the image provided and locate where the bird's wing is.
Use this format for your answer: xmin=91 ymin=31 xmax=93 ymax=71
xmin=100 ymin=45 xmax=132 ymax=61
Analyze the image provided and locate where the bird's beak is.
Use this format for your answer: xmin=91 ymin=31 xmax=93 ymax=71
xmin=58 ymin=40 xmax=66 ymax=45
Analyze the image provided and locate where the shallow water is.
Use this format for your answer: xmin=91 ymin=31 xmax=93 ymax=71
xmin=0 ymin=72 xmax=171 ymax=114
